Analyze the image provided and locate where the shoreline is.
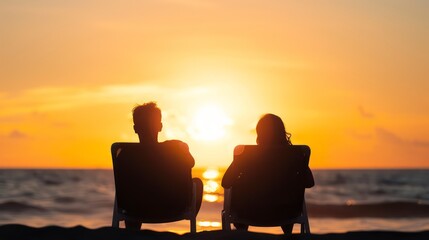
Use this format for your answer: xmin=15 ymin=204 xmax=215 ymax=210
xmin=1 ymin=224 xmax=429 ymax=240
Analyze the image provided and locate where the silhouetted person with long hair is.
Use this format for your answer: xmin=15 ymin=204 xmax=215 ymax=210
xmin=222 ymin=113 xmax=314 ymax=234
xmin=120 ymin=102 xmax=203 ymax=229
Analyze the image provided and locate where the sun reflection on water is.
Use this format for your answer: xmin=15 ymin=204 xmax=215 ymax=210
xmin=203 ymin=194 xmax=219 ymax=202
xmin=202 ymin=168 xmax=220 ymax=180
xmin=204 ymin=180 xmax=219 ymax=193
xmin=200 ymin=168 xmax=223 ymax=203
xmin=198 ymin=221 xmax=222 ymax=228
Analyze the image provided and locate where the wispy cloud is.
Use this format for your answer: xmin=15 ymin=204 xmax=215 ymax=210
xmin=158 ymin=0 xmax=215 ymax=8
xmin=0 ymin=83 xmax=210 ymax=116
xmin=375 ymin=127 xmax=429 ymax=148
xmin=375 ymin=127 xmax=403 ymax=144
xmin=411 ymin=140 xmax=429 ymax=148
xmin=358 ymin=105 xmax=374 ymax=119
xmin=7 ymin=130 xmax=27 ymax=139
xmin=347 ymin=129 xmax=372 ymax=140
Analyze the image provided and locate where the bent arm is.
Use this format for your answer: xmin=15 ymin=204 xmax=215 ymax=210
xmin=182 ymin=143 xmax=195 ymax=168
xmin=167 ymin=140 xmax=195 ymax=168
xmin=222 ymin=160 xmax=241 ymax=189
xmin=304 ymin=167 xmax=315 ymax=188
xmin=301 ymin=145 xmax=314 ymax=188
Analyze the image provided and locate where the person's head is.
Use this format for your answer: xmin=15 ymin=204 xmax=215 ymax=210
xmin=256 ymin=113 xmax=292 ymax=146
xmin=132 ymin=102 xmax=162 ymax=143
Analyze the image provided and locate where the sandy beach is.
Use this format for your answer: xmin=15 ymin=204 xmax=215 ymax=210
xmin=1 ymin=224 xmax=429 ymax=240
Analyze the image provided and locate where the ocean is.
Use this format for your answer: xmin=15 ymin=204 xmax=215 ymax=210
xmin=1 ymin=169 xmax=428 ymax=234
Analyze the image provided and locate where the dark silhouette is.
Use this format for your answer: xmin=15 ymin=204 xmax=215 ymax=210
xmin=112 ymin=102 xmax=203 ymax=231
xmin=222 ymin=113 xmax=314 ymax=234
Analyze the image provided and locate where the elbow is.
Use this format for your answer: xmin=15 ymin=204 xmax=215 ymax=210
xmin=221 ymin=179 xmax=232 ymax=189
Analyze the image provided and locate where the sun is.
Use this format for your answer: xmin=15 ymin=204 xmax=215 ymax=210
xmin=188 ymin=104 xmax=232 ymax=141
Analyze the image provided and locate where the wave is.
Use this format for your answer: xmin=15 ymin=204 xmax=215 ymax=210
xmin=41 ymin=179 xmax=63 ymax=186
xmin=307 ymin=202 xmax=429 ymax=218
xmin=54 ymin=196 xmax=76 ymax=204
xmin=1 ymin=200 xmax=428 ymax=219
xmin=0 ymin=201 xmax=47 ymax=213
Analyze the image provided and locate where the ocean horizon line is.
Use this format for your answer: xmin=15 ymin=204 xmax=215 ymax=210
xmin=1 ymin=167 xmax=429 ymax=171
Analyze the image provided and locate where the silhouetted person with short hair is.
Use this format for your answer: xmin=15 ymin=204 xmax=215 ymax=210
xmin=133 ymin=102 xmax=163 ymax=144
xmin=119 ymin=102 xmax=203 ymax=230
xmin=222 ymin=113 xmax=314 ymax=234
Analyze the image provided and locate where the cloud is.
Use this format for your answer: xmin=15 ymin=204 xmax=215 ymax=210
xmin=358 ymin=105 xmax=374 ymax=119
xmin=7 ymin=130 xmax=27 ymax=139
xmin=375 ymin=127 xmax=403 ymax=144
xmin=375 ymin=127 xmax=429 ymax=148
xmin=0 ymin=83 xmax=210 ymax=116
xmin=0 ymin=115 xmax=26 ymax=123
xmin=158 ymin=0 xmax=215 ymax=8
xmin=411 ymin=140 xmax=429 ymax=148
xmin=347 ymin=129 xmax=372 ymax=140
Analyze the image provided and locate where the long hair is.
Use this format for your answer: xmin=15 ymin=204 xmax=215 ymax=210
xmin=256 ymin=114 xmax=292 ymax=145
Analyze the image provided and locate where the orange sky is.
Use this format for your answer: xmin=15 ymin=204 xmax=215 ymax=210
xmin=1 ymin=1 xmax=428 ymax=168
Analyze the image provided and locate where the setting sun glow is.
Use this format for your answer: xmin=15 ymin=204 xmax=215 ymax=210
xmin=188 ymin=105 xmax=232 ymax=141
xmin=0 ymin=1 xmax=428 ymax=169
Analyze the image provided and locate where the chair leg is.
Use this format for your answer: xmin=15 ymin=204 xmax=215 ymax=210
xmin=190 ymin=217 xmax=196 ymax=233
xmin=189 ymin=181 xmax=197 ymax=233
xmin=302 ymin=199 xmax=311 ymax=235
xmin=304 ymin=218 xmax=311 ymax=234
xmin=112 ymin=214 xmax=120 ymax=228
xmin=112 ymin=196 xmax=120 ymax=228
xmin=221 ymin=211 xmax=231 ymax=230
xmin=222 ymin=188 xmax=232 ymax=231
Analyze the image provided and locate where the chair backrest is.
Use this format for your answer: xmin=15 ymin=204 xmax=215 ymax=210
xmin=111 ymin=142 xmax=193 ymax=221
xmin=229 ymin=144 xmax=310 ymax=225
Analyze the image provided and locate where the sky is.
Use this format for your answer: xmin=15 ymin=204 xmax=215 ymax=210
xmin=1 ymin=0 xmax=428 ymax=168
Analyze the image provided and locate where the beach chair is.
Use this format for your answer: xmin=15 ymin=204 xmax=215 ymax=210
xmin=111 ymin=142 xmax=199 ymax=233
xmin=222 ymin=145 xmax=311 ymax=237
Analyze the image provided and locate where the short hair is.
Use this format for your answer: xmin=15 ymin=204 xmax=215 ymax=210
xmin=132 ymin=102 xmax=162 ymax=128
